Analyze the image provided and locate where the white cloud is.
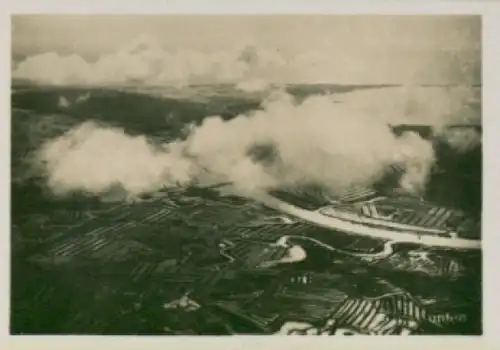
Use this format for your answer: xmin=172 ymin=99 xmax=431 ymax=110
xmin=13 ymin=30 xmax=480 ymax=86
xmin=33 ymin=85 xmax=479 ymax=199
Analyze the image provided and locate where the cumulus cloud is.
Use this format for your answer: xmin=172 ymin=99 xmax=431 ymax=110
xmin=181 ymin=92 xmax=438 ymax=196
xmin=394 ymin=132 xmax=435 ymax=194
xmin=34 ymin=121 xmax=199 ymax=198
xmin=13 ymin=37 xmax=284 ymax=87
xmin=333 ymin=85 xmax=481 ymax=153
xmin=13 ymin=34 xmax=480 ymax=87
xmin=438 ymin=128 xmax=482 ymax=153
xmin=31 ymin=85 xmax=480 ymax=200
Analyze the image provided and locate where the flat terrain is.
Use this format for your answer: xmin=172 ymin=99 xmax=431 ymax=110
xmin=10 ymin=84 xmax=482 ymax=335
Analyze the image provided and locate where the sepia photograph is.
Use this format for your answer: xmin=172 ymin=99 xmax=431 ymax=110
xmin=10 ymin=14 xmax=481 ymax=336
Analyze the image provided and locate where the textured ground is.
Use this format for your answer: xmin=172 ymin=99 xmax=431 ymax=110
xmin=10 ymin=84 xmax=482 ymax=335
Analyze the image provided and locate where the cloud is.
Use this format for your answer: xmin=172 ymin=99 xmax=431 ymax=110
xmin=13 ymin=35 xmax=480 ymax=86
xmin=31 ymin=85 xmax=479 ymax=200
xmin=438 ymin=128 xmax=482 ymax=153
xmin=332 ymin=85 xmax=481 ymax=128
xmin=34 ymin=121 xmax=199 ymax=198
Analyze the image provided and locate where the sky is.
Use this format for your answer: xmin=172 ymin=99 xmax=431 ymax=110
xmin=11 ymin=15 xmax=481 ymax=85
